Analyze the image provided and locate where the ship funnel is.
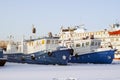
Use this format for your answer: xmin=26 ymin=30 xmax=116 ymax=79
xmin=32 ymin=24 xmax=36 ymax=34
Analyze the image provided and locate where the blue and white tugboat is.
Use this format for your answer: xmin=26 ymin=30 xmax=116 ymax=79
xmin=4 ymin=36 xmax=72 ymax=65
xmin=4 ymin=26 xmax=72 ymax=65
xmin=59 ymin=26 xmax=116 ymax=64
xmin=0 ymin=48 xmax=7 ymax=66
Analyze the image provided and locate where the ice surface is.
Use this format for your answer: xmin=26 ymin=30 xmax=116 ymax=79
xmin=0 ymin=60 xmax=120 ymax=80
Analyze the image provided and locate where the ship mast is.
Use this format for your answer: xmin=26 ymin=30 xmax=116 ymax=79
xmin=31 ymin=24 xmax=36 ymax=39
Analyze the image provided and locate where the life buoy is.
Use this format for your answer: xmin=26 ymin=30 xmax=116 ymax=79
xmin=48 ymin=52 xmax=52 ymax=56
xmin=31 ymin=54 xmax=35 ymax=60
xmin=21 ymin=56 xmax=25 ymax=61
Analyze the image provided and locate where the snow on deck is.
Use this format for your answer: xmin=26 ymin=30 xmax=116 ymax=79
xmin=0 ymin=60 xmax=120 ymax=80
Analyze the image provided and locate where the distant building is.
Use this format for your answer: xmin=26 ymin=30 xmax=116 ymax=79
xmin=0 ymin=41 xmax=9 ymax=49
xmin=59 ymin=24 xmax=120 ymax=53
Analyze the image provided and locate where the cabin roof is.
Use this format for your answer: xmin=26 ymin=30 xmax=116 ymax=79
xmin=24 ymin=37 xmax=59 ymax=42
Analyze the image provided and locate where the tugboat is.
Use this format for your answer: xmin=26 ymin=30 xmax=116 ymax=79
xmin=3 ymin=26 xmax=73 ymax=65
xmin=4 ymin=35 xmax=72 ymax=65
xmin=59 ymin=26 xmax=116 ymax=64
xmin=0 ymin=48 xmax=7 ymax=66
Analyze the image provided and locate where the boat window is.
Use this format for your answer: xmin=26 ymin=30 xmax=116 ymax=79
xmin=71 ymin=44 xmax=74 ymax=47
xmin=82 ymin=43 xmax=84 ymax=47
xmin=31 ymin=42 xmax=33 ymax=46
xmin=47 ymin=40 xmax=50 ymax=44
xmin=36 ymin=41 xmax=39 ymax=46
xmin=103 ymin=38 xmax=105 ymax=41
xmin=76 ymin=43 xmax=80 ymax=47
xmin=95 ymin=42 xmax=97 ymax=46
xmin=91 ymin=42 xmax=94 ymax=46
xmin=86 ymin=42 xmax=89 ymax=46
xmin=99 ymin=32 xmax=101 ymax=35
xmin=98 ymin=42 xmax=101 ymax=46
xmin=28 ymin=42 xmax=31 ymax=46
xmin=116 ymin=38 xmax=119 ymax=41
xmin=58 ymin=41 xmax=61 ymax=43
xmin=52 ymin=40 xmax=54 ymax=44
xmin=55 ymin=40 xmax=58 ymax=44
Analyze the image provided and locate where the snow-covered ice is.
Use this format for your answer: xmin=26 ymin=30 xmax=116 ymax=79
xmin=0 ymin=60 xmax=120 ymax=80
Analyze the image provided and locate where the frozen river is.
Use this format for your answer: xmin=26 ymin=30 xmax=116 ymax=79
xmin=0 ymin=60 xmax=120 ymax=80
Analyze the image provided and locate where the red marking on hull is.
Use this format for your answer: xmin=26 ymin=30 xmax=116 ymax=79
xmin=108 ymin=30 xmax=120 ymax=35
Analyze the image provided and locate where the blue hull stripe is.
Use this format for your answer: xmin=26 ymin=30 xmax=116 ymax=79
xmin=69 ymin=50 xmax=116 ymax=64
xmin=4 ymin=49 xmax=71 ymax=65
